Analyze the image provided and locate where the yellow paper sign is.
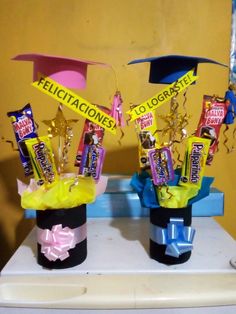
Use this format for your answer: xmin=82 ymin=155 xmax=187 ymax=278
xmin=127 ymin=69 xmax=198 ymax=121
xmin=32 ymin=75 xmax=117 ymax=134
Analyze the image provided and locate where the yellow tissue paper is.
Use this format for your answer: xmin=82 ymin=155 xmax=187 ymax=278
xmin=156 ymin=185 xmax=199 ymax=208
xmin=21 ymin=175 xmax=96 ymax=210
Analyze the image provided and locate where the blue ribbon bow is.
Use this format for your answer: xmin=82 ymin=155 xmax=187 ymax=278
xmin=150 ymin=218 xmax=195 ymax=258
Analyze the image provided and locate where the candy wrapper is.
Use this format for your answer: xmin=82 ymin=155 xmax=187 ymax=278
xmin=7 ymin=104 xmax=38 ymax=176
xmin=74 ymin=105 xmax=110 ymax=167
xmin=148 ymin=147 xmax=174 ymax=186
xmin=195 ymin=95 xmax=227 ymax=164
xmin=179 ymin=136 xmax=211 ymax=189
xmin=25 ymin=135 xmax=58 ymax=185
xmin=135 ymin=111 xmax=160 ymax=168
xmin=79 ymin=144 xmax=105 ymax=181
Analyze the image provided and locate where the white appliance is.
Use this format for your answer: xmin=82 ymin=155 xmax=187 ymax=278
xmin=0 ymin=217 xmax=236 ymax=313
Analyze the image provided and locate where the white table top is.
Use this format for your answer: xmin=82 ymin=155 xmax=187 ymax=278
xmin=2 ymin=217 xmax=236 ymax=275
xmin=1 ymin=217 xmax=236 ymax=310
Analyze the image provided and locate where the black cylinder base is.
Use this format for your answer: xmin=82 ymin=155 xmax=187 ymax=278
xmin=150 ymin=206 xmax=192 ymax=265
xmin=36 ymin=205 xmax=87 ymax=269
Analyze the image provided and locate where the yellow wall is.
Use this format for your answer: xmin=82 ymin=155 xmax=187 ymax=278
xmin=0 ymin=0 xmax=233 ymax=269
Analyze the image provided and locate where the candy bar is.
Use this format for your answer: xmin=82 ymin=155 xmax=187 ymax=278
xmin=149 ymin=147 xmax=174 ymax=186
xmin=7 ymin=104 xmax=38 ymax=176
xmin=74 ymin=105 xmax=110 ymax=167
xmin=25 ymin=136 xmax=58 ymax=185
xmin=195 ymin=95 xmax=227 ymax=164
xmin=179 ymin=136 xmax=211 ymax=189
xmin=135 ymin=111 xmax=160 ymax=168
xmin=79 ymin=144 xmax=105 ymax=181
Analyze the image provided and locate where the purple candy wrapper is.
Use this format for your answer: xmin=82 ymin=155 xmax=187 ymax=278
xmin=148 ymin=147 xmax=174 ymax=185
xmin=79 ymin=145 xmax=105 ymax=181
xmin=7 ymin=103 xmax=38 ymax=176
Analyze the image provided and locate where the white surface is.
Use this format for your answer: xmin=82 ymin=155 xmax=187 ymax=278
xmin=1 ymin=217 xmax=236 ymax=311
xmin=2 ymin=217 xmax=236 ymax=275
xmin=1 ymin=307 xmax=236 ymax=314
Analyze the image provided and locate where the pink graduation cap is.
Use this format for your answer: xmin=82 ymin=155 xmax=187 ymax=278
xmin=12 ymin=53 xmax=108 ymax=89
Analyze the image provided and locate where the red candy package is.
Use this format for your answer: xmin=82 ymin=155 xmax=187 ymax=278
xmin=195 ymin=95 xmax=227 ymax=164
xmin=74 ymin=105 xmax=110 ymax=167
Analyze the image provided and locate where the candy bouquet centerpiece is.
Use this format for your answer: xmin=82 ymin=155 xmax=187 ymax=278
xmin=128 ymin=55 xmax=229 ymax=265
xmin=7 ymin=53 xmax=123 ymax=269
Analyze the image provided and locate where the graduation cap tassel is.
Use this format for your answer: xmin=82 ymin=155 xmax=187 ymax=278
xmin=111 ymin=91 xmax=125 ymax=145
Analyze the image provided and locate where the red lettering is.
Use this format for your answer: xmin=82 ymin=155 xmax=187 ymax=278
xmin=13 ymin=117 xmax=33 ymax=139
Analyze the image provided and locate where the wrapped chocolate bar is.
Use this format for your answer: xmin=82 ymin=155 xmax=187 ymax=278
xmin=74 ymin=105 xmax=110 ymax=167
xmin=148 ymin=146 xmax=174 ymax=186
xmin=25 ymin=136 xmax=58 ymax=185
xmin=135 ymin=111 xmax=160 ymax=168
xmin=79 ymin=144 xmax=105 ymax=181
xmin=195 ymin=95 xmax=227 ymax=164
xmin=179 ymin=136 xmax=211 ymax=189
xmin=7 ymin=104 xmax=38 ymax=176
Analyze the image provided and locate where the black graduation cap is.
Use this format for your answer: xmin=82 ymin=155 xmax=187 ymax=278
xmin=128 ymin=55 xmax=227 ymax=84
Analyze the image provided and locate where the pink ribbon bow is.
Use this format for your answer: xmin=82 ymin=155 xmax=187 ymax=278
xmin=37 ymin=224 xmax=78 ymax=262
